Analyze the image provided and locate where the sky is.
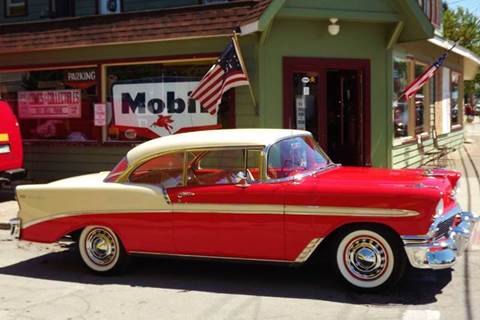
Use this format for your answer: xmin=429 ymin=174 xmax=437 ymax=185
xmin=445 ymin=0 xmax=480 ymax=15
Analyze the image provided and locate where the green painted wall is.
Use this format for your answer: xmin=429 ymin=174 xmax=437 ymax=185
xmin=392 ymin=130 xmax=464 ymax=168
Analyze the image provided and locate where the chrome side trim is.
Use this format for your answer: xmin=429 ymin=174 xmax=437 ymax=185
xmin=23 ymin=209 xmax=171 ymax=228
xmin=172 ymin=203 xmax=282 ymax=215
xmin=129 ymin=251 xmax=292 ymax=264
xmin=286 ymin=205 xmax=420 ymax=217
xmin=294 ymin=238 xmax=323 ymax=263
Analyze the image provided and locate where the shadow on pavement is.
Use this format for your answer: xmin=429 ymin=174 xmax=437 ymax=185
xmin=0 ymin=247 xmax=452 ymax=305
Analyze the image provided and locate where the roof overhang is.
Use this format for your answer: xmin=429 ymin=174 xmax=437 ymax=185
xmin=429 ymin=36 xmax=480 ymax=80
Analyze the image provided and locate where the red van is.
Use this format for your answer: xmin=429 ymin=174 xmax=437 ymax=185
xmin=0 ymin=101 xmax=26 ymax=184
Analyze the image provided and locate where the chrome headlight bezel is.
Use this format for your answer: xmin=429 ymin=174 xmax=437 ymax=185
xmin=433 ymin=199 xmax=444 ymax=220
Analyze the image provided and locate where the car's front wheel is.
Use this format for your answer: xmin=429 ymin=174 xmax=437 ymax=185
xmin=78 ymin=226 xmax=129 ymax=274
xmin=332 ymin=226 xmax=406 ymax=291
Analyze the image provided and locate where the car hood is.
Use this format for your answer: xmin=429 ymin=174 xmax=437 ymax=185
xmin=309 ymin=166 xmax=458 ymax=189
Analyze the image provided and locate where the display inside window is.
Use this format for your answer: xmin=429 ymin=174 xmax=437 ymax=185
xmin=451 ymin=71 xmax=460 ymax=126
xmin=393 ymin=57 xmax=409 ymax=138
xmin=292 ymin=73 xmax=318 ymax=135
xmin=414 ymin=63 xmax=427 ymax=134
xmin=5 ymin=0 xmax=27 ymax=17
xmin=106 ymin=62 xmax=235 ymax=141
xmin=0 ymin=68 xmax=100 ymax=141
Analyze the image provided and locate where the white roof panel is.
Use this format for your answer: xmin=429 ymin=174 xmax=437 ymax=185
xmin=126 ymin=128 xmax=310 ymax=163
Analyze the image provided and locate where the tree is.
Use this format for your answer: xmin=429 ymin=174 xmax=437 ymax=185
xmin=442 ymin=5 xmax=480 ymax=97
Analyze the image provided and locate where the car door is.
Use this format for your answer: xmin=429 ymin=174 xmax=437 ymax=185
xmin=168 ymin=148 xmax=287 ymax=261
xmin=126 ymin=151 xmax=187 ymax=254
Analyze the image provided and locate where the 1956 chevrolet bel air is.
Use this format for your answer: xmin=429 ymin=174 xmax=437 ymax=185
xmin=9 ymin=129 xmax=479 ymax=290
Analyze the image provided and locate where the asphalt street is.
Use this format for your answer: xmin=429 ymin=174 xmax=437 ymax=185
xmin=0 ymin=120 xmax=480 ymax=320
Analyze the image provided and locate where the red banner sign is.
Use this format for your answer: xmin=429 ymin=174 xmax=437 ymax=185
xmin=18 ymin=90 xmax=82 ymax=119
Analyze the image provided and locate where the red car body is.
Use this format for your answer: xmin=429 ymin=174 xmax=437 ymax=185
xmin=0 ymin=101 xmax=26 ymax=184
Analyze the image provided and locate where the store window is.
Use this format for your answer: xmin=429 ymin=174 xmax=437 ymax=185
xmin=451 ymin=71 xmax=461 ymax=126
xmin=414 ymin=63 xmax=428 ymax=134
xmin=105 ymin=61 xmax=235 ymax=142
xmin=393 ymin=56 xmax=409 ymax=138
xmin=5 ymin=0 xmax=27 ymax=17
xmin=0 ymin=67 xmax=100 ymax=141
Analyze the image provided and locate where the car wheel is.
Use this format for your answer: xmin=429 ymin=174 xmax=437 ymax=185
xmin=332 ymin=226 xmax=405 ymax=291
xmin=78 ymin=226 xmax=129 ymax=274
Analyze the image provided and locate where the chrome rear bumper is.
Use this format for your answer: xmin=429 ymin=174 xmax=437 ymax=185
xmin=402 ymin=211 xmax=479 ymax=269
xmin=9 ymin=218 xmax=21 ymax=239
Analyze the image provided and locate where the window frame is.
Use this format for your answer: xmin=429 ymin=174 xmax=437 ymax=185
xmin=450 ymin=69 xmax=463 ymax=129
xmin=393 ymin=53 xmax=434 ymax=144
xmin=186 ymin=146 xmax=264 ymax=186
xmin=4 ymin=0 xmax=27 ymax=17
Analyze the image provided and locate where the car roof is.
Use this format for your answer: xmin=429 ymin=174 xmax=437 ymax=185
xmin=126 ymin=128 xmax=310 ymax=164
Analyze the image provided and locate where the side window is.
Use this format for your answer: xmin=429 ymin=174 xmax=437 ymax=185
xmin=267 ymin=136 xmax=329 ymax=179
xmin=187 ymin=149 xmax=261 ymax=186
xmin=129 ymin=152 xmax=184 ymax=188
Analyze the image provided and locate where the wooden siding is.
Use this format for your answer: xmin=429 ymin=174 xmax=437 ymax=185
xmin=24 ymin=144 xmax=132 ymax=181
xmin=392 ymin=129 xmax=464 ymax=169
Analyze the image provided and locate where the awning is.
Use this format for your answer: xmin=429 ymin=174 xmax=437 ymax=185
xmin=429 ymin=36 xmax=480 ymax=80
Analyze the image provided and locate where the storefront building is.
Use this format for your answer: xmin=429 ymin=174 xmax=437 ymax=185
xmin=0 ymin=0 xmax=478 ymax=180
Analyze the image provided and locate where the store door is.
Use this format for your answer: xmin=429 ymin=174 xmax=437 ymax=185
xmin=283 ymin=58 xmax=371 ymax=166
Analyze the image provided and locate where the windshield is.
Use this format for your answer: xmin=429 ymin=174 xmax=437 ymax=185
xmin=266 ymin=135 xmax=331 ymax=180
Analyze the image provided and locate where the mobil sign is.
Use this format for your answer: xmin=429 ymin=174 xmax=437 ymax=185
xmin=112 ymin=81 xmax=217 ymax=137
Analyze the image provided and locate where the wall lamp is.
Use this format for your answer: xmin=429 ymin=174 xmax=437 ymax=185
xmin=328 ymin=18 xmax=340 ymax=36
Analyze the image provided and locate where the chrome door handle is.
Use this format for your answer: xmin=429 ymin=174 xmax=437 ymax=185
xmin=177 ymin=191 xmax=195 ymax=198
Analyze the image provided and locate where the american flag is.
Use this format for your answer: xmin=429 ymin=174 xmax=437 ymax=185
xmin=190 ymin=41 xmax=249 ymax=114
xmin=400 ymin=47 xmax=453 ymax=100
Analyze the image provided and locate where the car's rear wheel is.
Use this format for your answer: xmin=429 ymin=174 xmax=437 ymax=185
xmin=331 ymin=226 xmax=405 ymax=291
xmin=78 ymin=226 xmax=129 ymax=274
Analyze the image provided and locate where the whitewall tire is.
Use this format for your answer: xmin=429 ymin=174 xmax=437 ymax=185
xmin=332 ymin=227 xmax=405 ymax=290
xmin=79 ymin=226 xmax=128 ymax=274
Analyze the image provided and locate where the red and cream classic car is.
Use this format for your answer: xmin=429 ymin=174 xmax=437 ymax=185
xmin=9 ymin=129 xmax=479 ymax=290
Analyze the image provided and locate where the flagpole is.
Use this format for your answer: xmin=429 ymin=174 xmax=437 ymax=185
xmin=232 ymin=31 xmax=258 ymax=115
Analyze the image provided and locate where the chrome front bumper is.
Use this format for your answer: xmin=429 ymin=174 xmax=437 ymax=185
xmin=9 ymin=218 xmax=21 ymax=239
xmin=403 ymin=211 xmax=479 ymax=269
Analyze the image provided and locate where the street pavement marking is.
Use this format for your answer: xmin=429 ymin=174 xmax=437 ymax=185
xmin=402 ymin=310 xmax=440 ymax=320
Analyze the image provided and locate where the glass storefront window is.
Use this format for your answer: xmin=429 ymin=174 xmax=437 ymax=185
xmin=105 ymin=62 xmax=235 ymax=141
xmin=414 ymin=63 xmax=427 ymax=134
xmin=0 ymin=68 xmax=100 ymax=141
xmin=393 ymin=57 xmax=409 ymax=138
xmin=451 ymin=71 xmax=460 ymax=126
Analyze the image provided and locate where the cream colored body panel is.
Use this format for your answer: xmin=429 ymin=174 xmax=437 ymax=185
xmin=16 ymin=172 xmax=169 ymax=227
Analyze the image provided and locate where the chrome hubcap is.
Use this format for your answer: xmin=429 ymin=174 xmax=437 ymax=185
xmin=86 ymin=228 xmax=117 ymax=266
xmin=345 ymin=237 xmax=387 ymax=281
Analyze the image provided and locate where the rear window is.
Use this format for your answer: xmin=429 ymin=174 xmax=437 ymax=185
xmin=104 ymin=157 xmax=129 ymax=182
